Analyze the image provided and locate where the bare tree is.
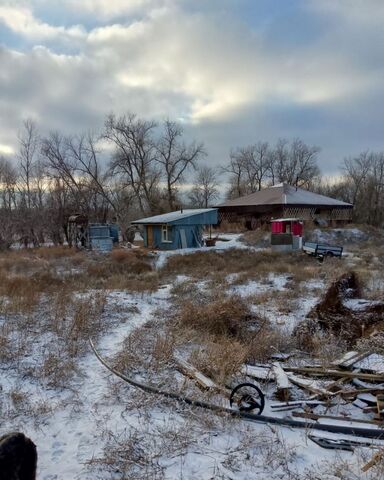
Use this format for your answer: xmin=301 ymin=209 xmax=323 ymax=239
xmin=17 ymin=119 xmax=40 ymax=209
xmin=0 ymin=157 xmax=17 ymax=210
xmin=269 ymin=138 xmax=320 ymax=187
xmin=189 ymin=166 xmax=220 ymax=208
xmin=104 ymin=113 xmax=160 ymax=214
xmin=343 ymin=152 xmax=372 ymax=205
xmin=156 ymin=120 xmax=205 ymax=210
xmin=222 ymin=151 xmax=246 ymax=199
xmin=225 ymin=138 xmax=320 ymax=198
xmin=66 ymin=132 xmax=117 ymax=221
xmin=0 ymin=157 xmax=18 ymax=248
xmin=230 ymin=142 xmax=271 ymax=193
xmin=340 ymin=151 xmax=384 ymax=225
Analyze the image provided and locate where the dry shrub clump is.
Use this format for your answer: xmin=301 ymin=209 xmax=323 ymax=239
xmin=113 ymin=322 xmax=176 ymax=380
xmin=86 ymin=250 xmax=158 ymax=291
xmin=174 ymin=292 xmax=291 ymax=370
xmin=190 ymin=337 xmax=248 ymax=384
xmin=176 ymin=295 xmax=260 ymax=338
xmin=247 ymin=326 xmax=296 ymax=363
xmin=52 ymin=293 xmax=107 ymax=358
xmin=0 ymin=269 xmax=66 ymax=313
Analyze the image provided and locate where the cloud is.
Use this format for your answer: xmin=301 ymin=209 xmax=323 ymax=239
xmin=66 ymin=0 xmax=169 ymax=20
xmin=0 ymin=4 xmax=85 ymax=42
xmin=0 ymin=1 xmax=383 ymax=174
xmin=0 ymin=143 xmax=14 ymax=155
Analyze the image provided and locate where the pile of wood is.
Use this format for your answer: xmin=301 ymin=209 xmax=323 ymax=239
xmin=244 ymin=350 xmax=384 ymax=421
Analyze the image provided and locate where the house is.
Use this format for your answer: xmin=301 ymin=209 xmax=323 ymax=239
xmin=131 ymin=208 xmax=218 ymax=250
xmin=217 ymin=183 xmax=353 ymax=229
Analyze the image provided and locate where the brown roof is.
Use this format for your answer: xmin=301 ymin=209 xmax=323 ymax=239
xmin=217 ymin=183 xmax=353 ymax=208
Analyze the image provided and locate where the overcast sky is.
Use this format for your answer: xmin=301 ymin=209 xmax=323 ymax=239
xmin=0 ymin=0 xmax=383 ymax=175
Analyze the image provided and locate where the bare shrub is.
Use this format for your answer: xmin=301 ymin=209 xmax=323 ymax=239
xmin=151 ymin=333 xmax=176 ymax=371
xmin=113 ymin=322 xmax=176 ymax=383
xmin=65 ymin=294 xmax=106 ymax=357
xmin=247 ymin=325 xmax=295 ymax=363
xmin=85 ymin=251 xmax=158 ymax=291
xmin=189 ymin=337 xmax=248 ymax=384
xmin=175 ymin=295 xmax=260 ymax=338
xmin=88 ymin=251 xmax=153 ymax=278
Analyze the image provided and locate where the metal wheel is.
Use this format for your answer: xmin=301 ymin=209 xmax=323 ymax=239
xmin=229 ymin=382 xmax=265 ymax=414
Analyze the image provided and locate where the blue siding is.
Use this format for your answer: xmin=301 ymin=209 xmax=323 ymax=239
xmin=138 ymin=209 xmax=217 ymax=250
xmin=142 ymin=224 xmax=207 ymax=250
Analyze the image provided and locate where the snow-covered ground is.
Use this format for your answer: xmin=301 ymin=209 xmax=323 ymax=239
xmin=1 ymin=238 xmax=383 ymax=479
xmin=1 ymin=278 xmax=377 ymax=479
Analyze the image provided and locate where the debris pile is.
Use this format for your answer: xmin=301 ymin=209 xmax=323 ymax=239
xmin=294 ymin=271 xmax=384 ymax=345
xmin=243 ymin=350 xmax=384 ymax=423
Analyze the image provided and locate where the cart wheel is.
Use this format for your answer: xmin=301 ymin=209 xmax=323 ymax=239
xmin=229 ymin=382 xmax=265 ymax=414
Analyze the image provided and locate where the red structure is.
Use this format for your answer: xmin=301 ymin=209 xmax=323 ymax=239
xmin=270 ymin=218 xmax=303 ymax=252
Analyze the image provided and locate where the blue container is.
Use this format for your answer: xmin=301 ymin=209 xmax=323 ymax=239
xmin=90 ymin=237 xmax=113 ymax=252
xmin=109 ymin=224 xmax=119 ymax=243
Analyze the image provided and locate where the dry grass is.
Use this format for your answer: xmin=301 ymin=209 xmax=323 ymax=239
xmin=86 ymin=250 xmax=158 ymax=291
xmin=189 ymin=337 xmax=248 ymax=384
xmin=162 ymin=248 xmax=314 ymax=280
xmin=112 ymin=320 xmax=176 ymax=382
xmin=175 ymin=294 xmax=261 ymax=338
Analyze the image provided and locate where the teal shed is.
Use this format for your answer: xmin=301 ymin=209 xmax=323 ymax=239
xmin=131 ymin=209 xmax=218 ymax=250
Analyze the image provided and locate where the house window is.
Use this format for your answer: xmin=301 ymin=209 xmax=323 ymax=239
xmin=161 ymin=224 xmax=172 ymax=243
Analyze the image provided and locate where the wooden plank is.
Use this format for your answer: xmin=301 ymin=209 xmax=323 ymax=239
xmin=271 ymin=400 xmax=328 ymax=408
xmin=332 ymin=351 xmax=370 ymax=369
xmin=242 ymin=365 xmax=273 ymax=381
xmin=354 ymin=354 xmax=384 ymax=375
xmin=286 ymin=373 xmax=333 ymax=397
xmin=358 ymin=393 xmax=378 ymax=405
xmin=292 ymin=411 xmax=384 ymax=427
xmin=272 ymin=362 xmax=291 ymax=401
xmin=173 ymin=355 xmax=228 ymax=395
xmin=377 ymin=394 xmax=384 ymax=419
xmin=282 ymin=366 xmax=384 ymax=382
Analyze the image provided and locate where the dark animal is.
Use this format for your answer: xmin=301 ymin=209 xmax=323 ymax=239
xmin=0 ymin=433 xmax=37 ymax=480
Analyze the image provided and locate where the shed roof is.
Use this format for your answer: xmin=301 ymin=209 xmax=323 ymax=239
xmin=132 ymin=208 xmax=217 ymax=225
xmin=217 ymin=183 xmax=353 ymax=208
